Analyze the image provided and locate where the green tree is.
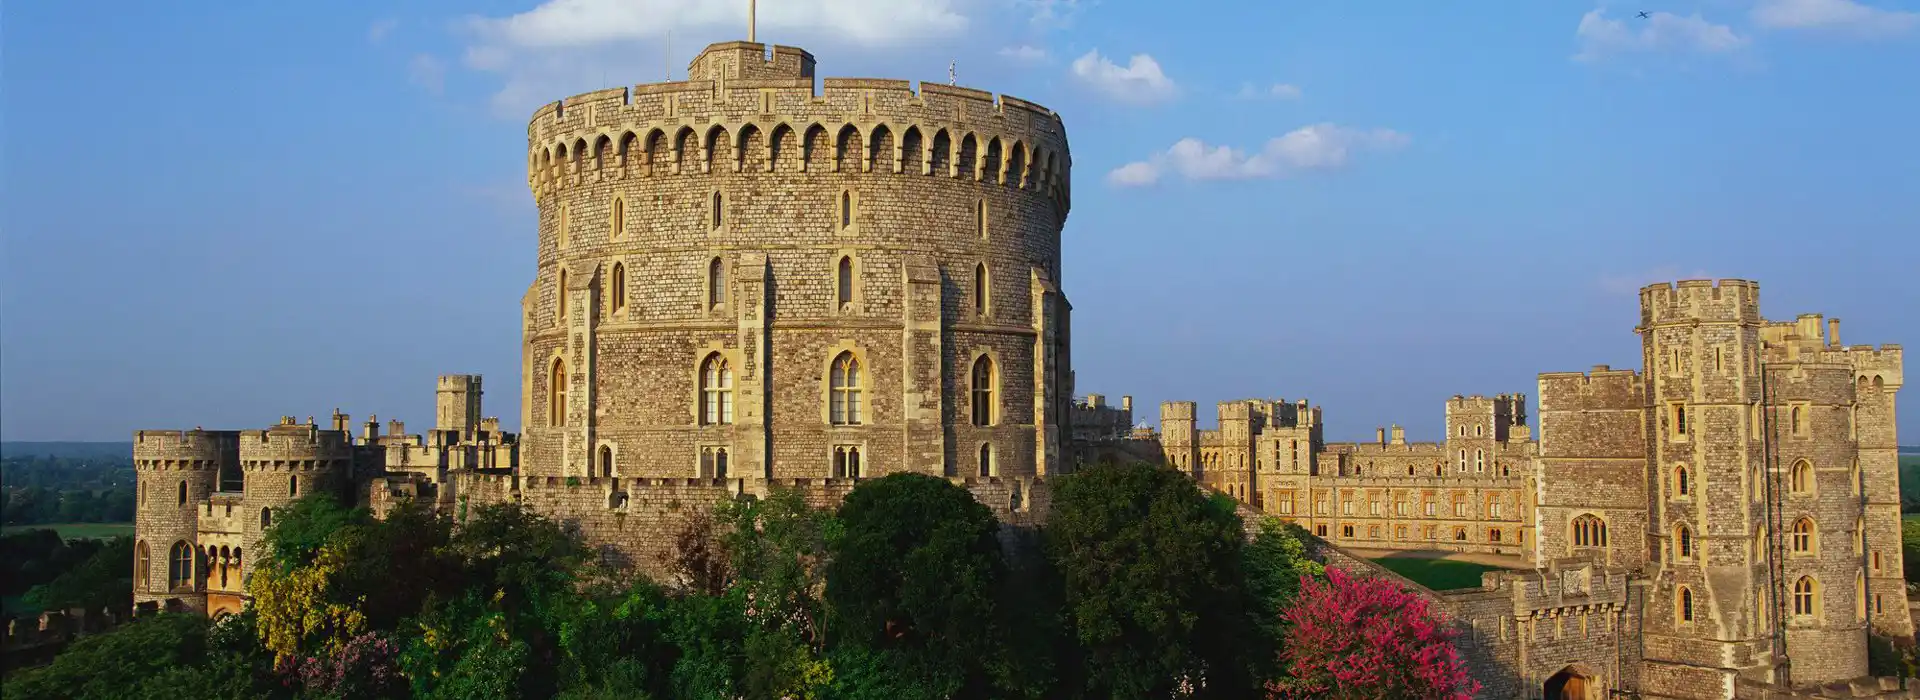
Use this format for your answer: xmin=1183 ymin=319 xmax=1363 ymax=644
xmin=23 ymin=535 xmax=134 ymax=612
xmin=1046 ymin=462 xmax=1258 ymax=699
xmin=2 ymin=614 xmax=209 ymax=700
xmin=1902 ymin=516 xmax=1920 ymax=584
xmin=1242 ymin=517 xmax=1325 ymax=683
xmin=826 ymin=473 xmax=1027 ymax=698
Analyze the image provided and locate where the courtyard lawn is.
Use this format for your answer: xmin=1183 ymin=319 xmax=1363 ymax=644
xmin=0 ymin=522 xmax=134 ymax=540
xmin=1369 ymin=557 xmax=1505 ymax=591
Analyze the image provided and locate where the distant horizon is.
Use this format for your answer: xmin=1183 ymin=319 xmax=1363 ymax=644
xmin=4 ymin=3 xmax=1916 ymax=443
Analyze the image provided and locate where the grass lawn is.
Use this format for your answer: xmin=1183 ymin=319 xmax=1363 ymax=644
xmin=0 ymin=522 xmax=134 ymax=540
xmin=1368 ymin=557 xmax=1505 ymax=591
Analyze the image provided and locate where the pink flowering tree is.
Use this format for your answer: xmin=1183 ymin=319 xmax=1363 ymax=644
xmin=1267 ymin=568 xmax=1479 ymax=700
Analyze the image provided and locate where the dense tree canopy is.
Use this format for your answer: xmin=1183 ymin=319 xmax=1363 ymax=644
xmin=4 ymin=461 xmax=1473 ymax=699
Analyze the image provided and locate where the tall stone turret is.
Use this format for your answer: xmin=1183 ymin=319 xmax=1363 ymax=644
xmin=132 ymin=429 xmax=239 ymax=611
xmin=238 ymin=419 xmax=353 ymax=588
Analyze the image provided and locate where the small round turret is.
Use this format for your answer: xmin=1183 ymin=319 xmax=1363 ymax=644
xmin=237 ymin=418 xmax=354 ymax=582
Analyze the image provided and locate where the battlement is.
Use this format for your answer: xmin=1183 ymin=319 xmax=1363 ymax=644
xmin=1218 ymin=401 xmax=1253 ymax=421
xmin=527 ymin=43 xmax=1069 ymax=207
xmin=132 ymin=429 xmax=238 ymax=469
xmin=1161 ymin=401 xmax=1197 ymax=421
xmin=1343 ymin=440 xmax=1448 ymax=455
xmin=1537 ymin=365 xmax=1646 ymax=411
xmin=1639 ymin=278 xmax=1762 ymax=326
xmin=237 ymin=421 xmax=354 ymax=467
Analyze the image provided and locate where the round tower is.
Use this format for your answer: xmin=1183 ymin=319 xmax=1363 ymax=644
xmin=238 ymin=418 xmax=353 ymax=583
xmin=132 ymin=429 xmax=235 ymax=610
xmin=522 ymin=40 xmax=1071 ymax=482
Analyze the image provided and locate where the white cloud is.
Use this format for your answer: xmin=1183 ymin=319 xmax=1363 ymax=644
xmin=1573 ymin=9 xmax=1747 ymax=62
xmin=1107 ymin=124 xmax=1410 ymax=187
xmin=410 ymin=54 xmax=448 ymax=95
xmin=466 ymin=0 xmax=965 ymax=50
xmin=457 ymin=0 xmax=976 ymax=116
xmin=1069 ymin=49 xmax=1178 ymax=104
xmin=1017 ymin=0 xmax=1084 ymax=29
xmin=368 ymin=18 xmax=399 ymax=43
xmin=1752 ymin=0 xmax=1919 ymax=36
xmin=1597 ymin=267 xmax=1713 ymax=296
xmin=998 ymin=44 xmax=1049 ymax=63
xmin=1236 ymin=82 xmax=1302 ymax=100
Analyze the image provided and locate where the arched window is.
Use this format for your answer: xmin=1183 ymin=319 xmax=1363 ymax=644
xmin=978 ymin=442 xmax=994 ymax=477
xmin=1793 ymin=576 xmax=1818 ymax=617
xmin=707 ymin=258 xmax=726 ymax=309
xmin=611 ymin=262 xmax=626 ymax=313
xmin=836 ymin=256 xmax=854 ymax=309
xmin=710 ymin=191 xmax=723 ymax=229
xmin=611 ymin=197 xmax=626 ymax=238
xmin=1678 ymin=586 xmax=1695 ymax=623
xmin=599 ymin=445 xmax=615 ymax=477
xmin=840 ymin=191 xmax=852 ymax=228
xmin=830 ymin=352 xmax=863 ymax=425
xmin=700 ymin=446 xmax=730 ymax=479
xmin=1675 ymin=465 xmax=1691 ymax=497
xmin=1454 ymin=528 xmax=1467 ymax=541
xmin=177 ymin=480 xmax=188 ymax=506
xmin=549 ymin=358 xmax=569 ymax=427
xmin=168 ymin=541 xmax=193 ymax=590
xmin=1792 ymin=517 xmax=1815 ymax=554
xmin=135 ymin=541 xmax=150 ymax=590
xmin=1790 ymin=405 xmax=1802 ymax=434
xmin=971 ymin=356 xmax=996 ymax=426
xmin=1573 ymin=514 xmax=1608 ymax=548
xmin=973 ymin=263 xmax=990 ymax=315
xmin=1457 ymin=450 xmax=1467 ymax=471
xmin=976 ymin=199 xmax=988 ymax=238
xmin=701 ymin=354 xmax=734 ymax=426
xmin=1791 ymin=460 xmax=1813 ymax=494
xmin=1474 ymin=449 xmax=1484 ymax=471
xmin=1676 ymin=523 xmax=1694 ymax=559
xmin=834 ymin=445 xmax=862 ymax=478
xmin=261 ymin=507 xmax=273 ymax=530
xmin=557 ymin=268 xmax=569 ymax=323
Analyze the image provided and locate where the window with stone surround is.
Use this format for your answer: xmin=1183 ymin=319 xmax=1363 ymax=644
xmin=549 ymin=358 xmax=568 ymax=427
xmin=840 ymin=190 xmax=853 ymax=229
xmin=701 ymin=354 xmax=734 ymax=425
xmin=970 ymin=356 xmax=996 ymax=426
xmin=1573 ymin=514 xmax=1608 ymax=548
xmin=978 ymin=443 xmax=995 ymax=477
xmin=1791 ymin=518 xmax=1816 ymax=555
xmin=611 ymin=263 xmax=626 ymax=314
xmin=289 ymin=474 xmax=299 ymax=497
xmin=1424 ymin=526 xmax=1437 ymax=539
xmin=1317 ymin=525 xmax=1328 ymax=537
xmin=1792 ymin=576 xmax=1818 ymax=618
xmin=833 ymin=445 xmax=862 ymax=478
xmin=1671 ymin=403 xmax=1689 ymax=439
xmin=829 ymin=352 xmax=863 ymax=425
xmin=1396 ymin=526 xmax=1407 ymax=539
xmin=1342 ymin=525 xmax=1354 ymax=538
xmin=1316 ymin=500 xmax=1328 ymax=515
xmin=1474 ymin=449 xmax=1485 ymax=472
xmin=135 ymin=541 xmax=150 ymax=590
xmin=261 ymin=507 xmax=272 ymax=530
xmin=707 ymin=257 xmax=727 ymax=310
xmin=700 ymin=446 xmax=730 ymax=479
xmin=1791 ymin=405 xmax=1805 ymax=436
xmin=974 ymin=263 xmax=991 ymax=317
xmin=1489 ymin=528 xmax=1502 ymax=542
xmin=168 ymin=541 xmax=192 ymax=591
xmin=976 ymin=199 xmax=988 ymax=238
xmin=1790 ymin=460 xmax=1813 ymax=495
xmin=1676 ymin=523 xmax=1694 ymax=560
xmin=1457 ymin=450 xmax=1467 ymax=471
xmin=1674 ymin=465 xmax=1692 ymax=498
xmin=1454 ymin=501 xmax=1467 ymax=517
xmin=1277 ymin=495 xmax=1294 ymax=514
xmin=598 ymin=445 xmax=615 ymax=477
xmin=836 ymin=256 xmax=854 ymax=310
xmin=611 ymin=196 xmax=626 ymax=239
xmin=1425 ymin=502 xmax=1436 ymax=517
xmin=177 ymin=480 xmax=188 ymax=506
xmin=1678 ymin=586 xmax=1695 ymax=623
xmin=1342 ymin=501 xmax=1353 ymax=515
xmin=1368 ymin=525 xmax=1380 ymax=539
xmin=710 ymin=191 xmax=723 ymax=230
xmin=1370 ymin=501 xmax=1382 ymax=516
xmin=557 ymin=268 xmax=570 ymax=323
xmin=1454 ymin=527 xmax=1467 ymax=541
xmin=558 ymin=204 xmax=570 ymax=248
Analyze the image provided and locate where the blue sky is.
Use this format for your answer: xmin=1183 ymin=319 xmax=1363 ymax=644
xmin=4 ymin=0 xmax=1918 ymax=443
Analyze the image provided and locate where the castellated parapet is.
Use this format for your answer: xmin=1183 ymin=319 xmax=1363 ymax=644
xmin=520 ymin=40 xmax=1072 ymax=486
xmin=133 ymin=429 xmax=239 ymax=611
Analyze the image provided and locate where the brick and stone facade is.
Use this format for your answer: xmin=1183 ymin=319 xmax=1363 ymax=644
xmin=126 ymin=37 xmax=1905 ymax=700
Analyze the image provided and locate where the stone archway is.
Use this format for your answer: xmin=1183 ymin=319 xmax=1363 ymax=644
xmin=1544 ymin=664 xmax=1597 ymax=700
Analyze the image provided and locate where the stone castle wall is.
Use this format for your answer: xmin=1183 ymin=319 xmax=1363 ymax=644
xmin=522 ymin=41 xmax=1072 ymax=486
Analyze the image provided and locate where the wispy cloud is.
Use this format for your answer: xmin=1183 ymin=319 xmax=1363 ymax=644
xmin=1069 ymin=49 xmax=1178 ymax=105
xmin=410 ymin=54 xmax=448 ymax=95
xmin=456 ymin=0 xmax=973 ymax=117
xmin=998 ymin=44 xmax=1049 ymax=63
xmin=1107 ymin=125 xmax=1409 ymax=187
xmin=1597 ymin=266 xmax=1714 ymax=296
xmin=1752 ymin=0 xmax=1919 ymax=37
xmin=1235 ymin=82 xmax=1303 ymax=100
xmin=1573 ymin=9 xmax=1747 ymax=62
xmin=368 ymin=18 xmax=399 ymax=44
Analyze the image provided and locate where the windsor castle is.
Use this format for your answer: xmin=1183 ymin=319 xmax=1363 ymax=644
xmin=125 ymin=38 xmax=1911 ymax=700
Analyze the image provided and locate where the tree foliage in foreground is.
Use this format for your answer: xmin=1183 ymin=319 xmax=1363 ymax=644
xmin=8 ymin=461 xmax=1480 ymax=699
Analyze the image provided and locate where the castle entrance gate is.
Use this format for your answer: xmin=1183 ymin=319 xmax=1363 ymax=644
xmin=1543 ymin=665 xmax=1595 ymax=700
